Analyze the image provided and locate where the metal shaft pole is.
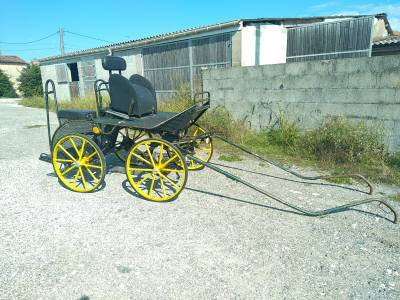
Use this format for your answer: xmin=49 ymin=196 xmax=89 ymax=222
xmin=187 ymin=155 xmax=397 ymax=223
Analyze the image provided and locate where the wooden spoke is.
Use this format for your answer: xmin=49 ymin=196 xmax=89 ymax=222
xmin=84 ymin=166 xmax=99 ymax=183
xmin=69 ymin=138 xmax=80 ymax=156
xmin=159 ymin=177 xmax=166 ymax=197
xmin=59 ymin=145 xmax=77 ymax=162
xmin=131 ymin=152 xmax=152 ymax=166
xmin=61 ymin=164 xmax=76 ymax=176
xmin=148 ymin=175 xmax=156 ymax=196
xmin=160 ymin=168 xmax=184 ymax=173
xmin=85 ymin=164 xmax=102 ymax=169
xmin=158 ymin=171 xmax=179 ymax=189
xmin=159 ymin=144 xmax=164 ymax=165
xmin=145 ymin=144 xmax=156 ymax=167
xmin=78 ymin=139 xmax=87 ymax=160
xmin=85 ymin=151 xmax=98 ymax=161
xmin=79 ymin=167 xmax=88 ymax=190
xmin=160 ymin=154 xmax=178 ymax=169
xmin=56 ymin=158 xmax=74 ymax=163
xmin=129 ymin=167 xmax=154 ymax=172
xmin=72 ymin=169 xmax=80 ymax=186
xmin=136 ymin=173 xmax=152 ymax=187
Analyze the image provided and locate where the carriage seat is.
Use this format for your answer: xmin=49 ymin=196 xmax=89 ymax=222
xmin=102 ymin=56 xmax=157 ymax=118
xmin=57 ymin=110 xmax=96 ymax=121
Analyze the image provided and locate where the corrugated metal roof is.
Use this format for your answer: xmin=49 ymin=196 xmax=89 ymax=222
xmin=373 ymin=36 xmax=400 ymax=46
xmin=39 ymin=19 xmax=242 ymax=63
xmin=0 ymin=55 xmax=27 ymax=64
xmin=38 ymin=14 xmax=388 ymax=63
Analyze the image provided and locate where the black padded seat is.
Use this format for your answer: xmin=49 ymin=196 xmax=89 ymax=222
xmin=57 ymin=109 xmax=96 ymax=121
xmin=108 ymin=74 xmax=157 ymax=117
xmin=129 ymin=74 xmax=157 ymax=102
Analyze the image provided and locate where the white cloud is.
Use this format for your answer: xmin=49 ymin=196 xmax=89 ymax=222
xmin=310 ymin=2 xmax=400 ymax=30
xmin=310 ymin=1 xmax=340 ymax=11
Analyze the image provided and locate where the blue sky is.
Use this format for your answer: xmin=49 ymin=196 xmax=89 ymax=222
xmin=1 ymin=0 xmax=399 ymax=62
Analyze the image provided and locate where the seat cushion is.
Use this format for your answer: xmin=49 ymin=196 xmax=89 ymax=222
xmin=109 ymin=74 xmax=156 ymax=117
xmin=57 ymin=109 xmax=96 ymax=121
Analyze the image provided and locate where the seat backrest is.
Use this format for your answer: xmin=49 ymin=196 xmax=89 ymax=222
xmin=129 ymin=74 xmax=157 ymax=112
xmin=109 ymin=74 xmax=157 ymax=117
xmin=102 ymin=56 xmax=126 ymax=72
xmin=109 ymin=74 xmax=135 ymax=115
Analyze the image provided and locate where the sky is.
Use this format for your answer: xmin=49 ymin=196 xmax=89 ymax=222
xmin=0 ymin=0 xmax=399 ymax=62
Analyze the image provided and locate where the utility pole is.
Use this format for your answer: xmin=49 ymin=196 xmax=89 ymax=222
xmin=59 ymin=28 xmax=65 ymax=56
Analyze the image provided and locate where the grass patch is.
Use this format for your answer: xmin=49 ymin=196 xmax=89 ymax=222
xmin=19 ymin=95 xmax=105 ymax=111
xmin=20 ymin=87 xmax=400 ymax=185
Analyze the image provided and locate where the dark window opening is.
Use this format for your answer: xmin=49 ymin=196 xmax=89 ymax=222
xmin=67 ymin=63 xmax=80 ymax=82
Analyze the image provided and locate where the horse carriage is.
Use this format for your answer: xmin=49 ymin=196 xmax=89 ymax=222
xmin=39 ymin=55 xmax=397 ymax=223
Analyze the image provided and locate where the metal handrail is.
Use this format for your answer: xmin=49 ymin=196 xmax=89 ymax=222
xmin=44 ymin=79 xmax=58 ymax=151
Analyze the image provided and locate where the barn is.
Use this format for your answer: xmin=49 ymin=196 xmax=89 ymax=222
xmin=38 ymin=14 xmax=392 ymax=100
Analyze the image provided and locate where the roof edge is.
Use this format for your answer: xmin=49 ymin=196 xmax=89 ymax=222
xmin=38 ymin=19 xmax=242 ymax=63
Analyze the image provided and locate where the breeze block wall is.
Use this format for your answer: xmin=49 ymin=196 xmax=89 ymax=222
xmin=202 ymin=55 xmax=400 ymax=152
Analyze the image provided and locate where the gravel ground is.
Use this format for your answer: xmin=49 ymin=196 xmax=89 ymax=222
xmin=1 ymin=98 xmax=400 ymax=299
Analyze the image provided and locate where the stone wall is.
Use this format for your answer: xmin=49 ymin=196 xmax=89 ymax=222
xmin=202 ymin=55 xmax=400 ymax=152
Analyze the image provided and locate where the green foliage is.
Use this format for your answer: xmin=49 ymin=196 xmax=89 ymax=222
xmin=387 ymin=152 xmax=400 ymax=170
xmin=17 ymin=64 xmax=43 ymax=97
xmin=302 ymin=117 xmax=386 ymax=164
xmin=0 ymin=69 xmax=17 ymax=98
xmin=19 ymin=95 xmax=104 ymax=111
xmin=266 ymin=111 xmax=300 ymax=149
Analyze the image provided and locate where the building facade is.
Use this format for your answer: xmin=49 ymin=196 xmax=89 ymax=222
xmin=38 ymin=14 xmax=393 ymax=100
xmin=0 ymin=55 xmax=28 ymax=93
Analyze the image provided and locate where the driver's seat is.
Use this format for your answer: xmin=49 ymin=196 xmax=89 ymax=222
xmin=102 ymin=56 xmax=157 ymax=118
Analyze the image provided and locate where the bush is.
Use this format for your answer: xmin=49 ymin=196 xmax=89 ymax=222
xmin=302 ymin=117 xmax=386 ymax=164
xmin=0 ymin=69 xmax=17 ymax=98
xmin=267 ymin=111 xmax=300 ymax=149
xmin=17 ymin=64 xmax=43 ymax=97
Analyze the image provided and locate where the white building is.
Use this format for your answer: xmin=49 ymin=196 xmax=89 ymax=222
xmin=38 ymin=14 xmax=392 ymax=100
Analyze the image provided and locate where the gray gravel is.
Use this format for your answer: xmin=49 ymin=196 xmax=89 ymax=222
xmin=1 ymin=98 xmax=400 ymax=299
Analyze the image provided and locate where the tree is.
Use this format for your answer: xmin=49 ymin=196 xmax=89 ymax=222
xmin=0 ymin=69 xmax=17 ymax=98
xmin=17 ymin=64 xmax=43 ymax=97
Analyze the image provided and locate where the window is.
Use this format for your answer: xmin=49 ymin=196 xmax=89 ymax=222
xmin=67 ymin=63 xmax=79 ymax=82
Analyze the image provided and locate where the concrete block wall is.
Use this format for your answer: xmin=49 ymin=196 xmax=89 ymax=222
xmin=202 ymin=55 xmax=400 ymax=152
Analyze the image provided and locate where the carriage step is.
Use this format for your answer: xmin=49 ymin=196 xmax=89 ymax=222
xmin=39 ymin=153 xmax=52 ymax=163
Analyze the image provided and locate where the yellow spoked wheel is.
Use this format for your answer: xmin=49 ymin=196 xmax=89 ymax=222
xmin=187 ymin=126 xmax=213 ymax=170
xmin=52 ymin=134 xmax=106 ymax=193
xmin=126 ymin=138 xmax=188 ymax=201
